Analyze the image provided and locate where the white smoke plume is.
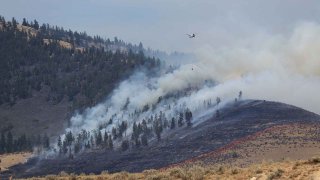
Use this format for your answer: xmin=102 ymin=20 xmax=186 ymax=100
xmin=62 ymin=22 xmax=320 ymax=148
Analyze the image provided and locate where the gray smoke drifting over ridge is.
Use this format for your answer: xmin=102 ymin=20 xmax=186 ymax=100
xmin=63 ymin=22 xmax=320 ymax=145
xmin=194 ymin=22 xmax=320 ymax=114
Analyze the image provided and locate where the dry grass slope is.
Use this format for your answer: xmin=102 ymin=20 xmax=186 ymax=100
xmin=18 ymin=157 xmax=320 ymax=180
xmin=0 ymin=152 xmax=32 ymax=172
xmin=180 ymin=122 xmax=320 ymax=169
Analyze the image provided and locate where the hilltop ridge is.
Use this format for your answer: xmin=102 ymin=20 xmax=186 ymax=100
xmin=9 ymin=100 xmax=320 ymax=177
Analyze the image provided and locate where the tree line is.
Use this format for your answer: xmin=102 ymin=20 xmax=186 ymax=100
xmin=0 ymin=131 xmax=49 ymax=154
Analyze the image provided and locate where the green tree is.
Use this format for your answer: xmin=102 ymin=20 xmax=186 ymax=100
xmin=103 ymin=131 xmax=108 ymax=147
xmin=185 ymin=109 xmax=193 ymax=127
xmin=216 ymin=97 xmax=221 ymax=106
xmin=33 ymin=19 xmax=39 ymax=30
xmin=112 ymin=127 xmax=117 ymax=139
xmin=153 ymin=118 xmax=163 ymax=141
xmin=6 ymin=131 xmax=13 ymax=153
xmin=121 ymin=140 xmax=129 ymax=151
xmin=22 ymin=18 xmax=28 ymax=26
xmin=43 ymin=133 xmax=50 ymax=149
xmin=65 ymin=131 xmax=74 ymax=146
xmin=178 ymin=112 xmax=184 ymax=127
xmin=141 ymin=134 xmax=148 ymax=146
xmin=57 ymin=136 xmax=62 ymax=153
xmin=95 ymin=130 xmax=102 ymax=146
xmin=170 ymin=117 xmax=176 ymax=129
xmin=0 ymin=133 xmax=6 ymax=153
xmin=11 ymin=17 xmax=17 ymax=29
xmin=108 ymin=135 xmax=113 ymax=149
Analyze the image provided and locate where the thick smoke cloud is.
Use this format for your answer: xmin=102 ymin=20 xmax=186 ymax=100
xmin=64 ymin=22 xmax=320 ymax=146
xmin=194 ymin=22 xmax=320 ymax=114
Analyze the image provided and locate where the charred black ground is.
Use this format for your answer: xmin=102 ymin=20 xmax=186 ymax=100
xmin=7 ymin=100 xmax=320 ymax=178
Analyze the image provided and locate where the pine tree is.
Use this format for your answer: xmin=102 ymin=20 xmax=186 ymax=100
xmin=216 ymin=110 xmax=220 ymax=118
xmin=57 ymin=136 xmax=62 ymax=153
xmin=238 ymin=91 xmax=242 ymax=100
xmin=121 ymin=140 xmax=129 ymax=151
xmin=11 ymin=17 xmax=17 ymax=29
xmin=153 ymin=118 xmax=163 ymax=141
xmin=185 ymin=109 xmax=193 ymax=127
xmin=122 ymin=97 xmax=130 ymax=110
xmin=6 ymin=131 xmax=13 ymax=153
xmin=103 ymin=131 xmax=108 ymax=147
xmin=216 ymin=97 xmax=221 ymax=106
xmin=36 ymin=134 xmax=42 ymax=146
xmin=171 ymin=117 xmax=176 ymax=129
xmin=178 ymin=112 xmax=184 ymax=127
xmin=112 ymin=127 xmax=117 ymax=139
xmin=43 ymin=133 xmax=50 ymax=149
xmin=33 ymin=19 xmax=39 ymax=30
xmin=22 ymin=18 xmax=28 ymax=26
xmin=108 ymin=135 xmax=113 ymax=149
xmin=163 ymin=116 xmax=169 ymax=129
xmin=65 ymin=131 xmax=74 ymax=146
xmin=95 ymin=130 xmax=102 ymax=146
xmin=135 ymin=138 xmax=141 ymax=147
xmin=90 ymin=136 xmax=94 ymax=147
xmin=141 ymin=119 xmax=149 ymax=135
xmin=0 ymin=133 xmax=6 ymax=153
xmin=74 ymin=142 xmax=81 ymax=154
xmin=132 ymin=122 xmax=139 ymax=141
xmin=141 ymin=134 xmax=148 ymax=146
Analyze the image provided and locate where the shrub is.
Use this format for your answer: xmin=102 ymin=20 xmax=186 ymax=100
xmin=142 ymin=169 xmax=158 ymax=176
xmin=146 ymin=173 xmax=170 ymax=180
xmin=45 ymin=175 xmax=57 ymax=180
xmin=111 ymin=171 xmax=129 ymax=180
xmin=216 ymin=166 xmax=225 ymax=175
xmin=255 ymin=169 xmax=263 ymax=174
xmin=59 ymin=171 xmax=69 ymax=177
xmin=309 ymin=157 xmax=320 ymax=164
xmin=100 ymin=170 xmax=109 ymax=175
xmin=169 ymin=167 xmax=187 ymax=179
xmin=267 ymin=169 xmax=284 ymax=180
xmin=231 ymin=168 xmax=239 ymax=175
xmin=186 ymin=165 xmax=205 ymax=180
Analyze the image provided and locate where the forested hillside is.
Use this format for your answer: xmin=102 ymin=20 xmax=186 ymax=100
xmin=0 ymin=16 xmax=160 ymax=109
xmin=0 ymin=16 xmax=160 ymax=145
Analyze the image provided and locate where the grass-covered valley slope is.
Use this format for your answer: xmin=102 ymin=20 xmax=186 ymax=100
xmin=6 ymin=100 xmax=320 ymax=178
xmin=16 ymin=157 xmax=320 ymax=180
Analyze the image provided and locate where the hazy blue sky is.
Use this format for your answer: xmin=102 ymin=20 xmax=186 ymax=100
xmin=1 ymin=0 xmax=320 ymax=52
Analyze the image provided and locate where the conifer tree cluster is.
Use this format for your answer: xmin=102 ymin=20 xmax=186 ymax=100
xmin=56 ymin=107 xmax=194 ymax=156
xmin=0 ymin=131 xmax=49 ymax=154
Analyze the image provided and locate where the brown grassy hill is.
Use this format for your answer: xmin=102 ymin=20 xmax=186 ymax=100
xmin=15 ymin=157 xmax=320 ymax=180
xmin=0 ymin=152 xmax=32 ymax=172
xmin=176 ymin=122 xmax=320 ymax=169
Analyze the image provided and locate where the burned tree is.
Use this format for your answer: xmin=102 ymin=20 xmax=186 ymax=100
xmin=185 ymin=109 xmax=193 ymax=127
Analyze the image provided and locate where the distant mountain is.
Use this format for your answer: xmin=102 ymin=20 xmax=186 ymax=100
xmin=0 ymin=16 xmax=160 ymax=141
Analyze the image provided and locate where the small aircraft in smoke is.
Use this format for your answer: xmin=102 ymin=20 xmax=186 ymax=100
xmin=186 ymin=33 xmax=196 ymax=38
